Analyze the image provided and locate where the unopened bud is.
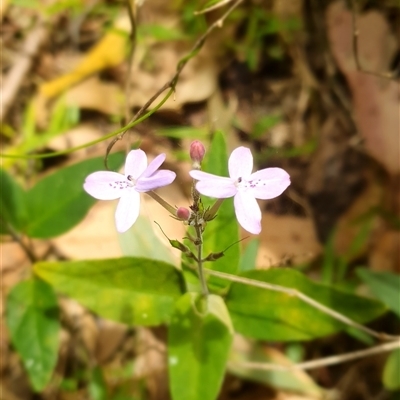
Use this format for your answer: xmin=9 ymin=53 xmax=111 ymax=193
xmin=176 ymin=207 xmax=191 ymax=221
xmin=190 ymin=141 xmax=206 ymax=166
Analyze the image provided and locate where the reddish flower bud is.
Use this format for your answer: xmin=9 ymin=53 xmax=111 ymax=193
xmin=176 ymin=207 xmax=191 ymax=221
xmin=190 ymin=141 xmax=206 ymax=165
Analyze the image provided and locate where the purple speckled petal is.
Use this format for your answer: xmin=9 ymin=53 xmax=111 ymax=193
xmin=248 ymin=168 xmax=291 ymax=199
xmin=83 ymin=171 xmax=128 ymax=200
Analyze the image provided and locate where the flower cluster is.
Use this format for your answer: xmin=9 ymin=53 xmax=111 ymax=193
xmin=83 ymin=145 xmax=290 ymax=234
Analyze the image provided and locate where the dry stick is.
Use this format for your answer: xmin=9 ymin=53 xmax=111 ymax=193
xmin=351 ymin=0 xmax=397 ymax=80
xmin=232 ymin=340 xmax=400 ymax=372
xmin=104 ymin=0 xmax=245 ymax=166
xmin=1 ymin=18 xmax=49 ymax=122
xmin=203 ymin=268 xmax=400 ymax=342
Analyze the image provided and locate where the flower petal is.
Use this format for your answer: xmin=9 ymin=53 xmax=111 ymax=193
xmin=248 ymin=168 xmax=291 ymax=199
xmin=124 ymin=149 xmax=147 ymax=179
xmin=141 ymin=153 xmax=166 ymax=178
xmin=136 ymin=170 xmax=176 ymax=191
xmin=83 ymin=171 xmax=128 ymax=200
xmin=189 ymin=170 xmax=222 ymax=181
xmin=189 ymin=170 xmax=236 ymax=198
xmin=233 ymin=191 xmax=262 ymax=234
xmin=229 ymin=147 xmax=253 ymax=179
xmin=115 ymin=190 xmax=140 ymax=232
xmin=196 ymin=179 xmax=237 ymax=198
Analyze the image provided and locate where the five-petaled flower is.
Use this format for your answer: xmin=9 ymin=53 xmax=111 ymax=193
xmin=189 ymin=146 xmax=290 ymax=234
xmin=83 ymin=149 xmax=176 ymax=233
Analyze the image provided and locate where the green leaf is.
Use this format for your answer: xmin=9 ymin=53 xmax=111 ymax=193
xmin=383 ymin=349 xmax=400 ymax=390
xmin=138 ymin=24 xmax=188 ymax=42
xmin=0 ymin=169 xmax=28 ymax=234
xmin=201 ymin=131 xmax=240 ymax=287
xmin=157 ymin=126 xmax=208 ymax=140
xmin=251 ymin=114 xmax=282 ymax=139
xmin=24 ymin=152 xmax=124 ymax=238
xmin=225 ymin=269 xmax=386 ymax=341
xmin=168 ymin=293 xmax=233 ymax=400
xmin=239 ymin=239 xmax=259 ymax=272
xmin=89 ymin=366 xmax=108 ymax=400
xmin=6 ymin=278 xmax=60 ymax=391
xmin=357 ymin=269 xmax=400 ymax=317
xmin=118 ymin=214 xmax=177 ymax=266
xmin=34 ymin=257 xmax=184 ymax=326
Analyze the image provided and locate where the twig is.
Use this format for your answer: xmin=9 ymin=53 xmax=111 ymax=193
xmin=194 ymin=0 xmax=235 ymax=15
xmin=232 ymin=340 xmax=400 ymax=372
xmin=1 ymin=0 xmax=244 ymax=161
xmin=351 ymin=0 xmax=397 ymax=80
xmin=202 ymin=268 xmax=400 ymax=341
xmin=104 ymin=0 xmax=245 ymax=167
xmin=1 ymin=17 xmax=49 ymax=122
xmin=124 ymin=0 xmax=137 ymax=126
xmin=0 ymin=216 xmax=37 ymax=263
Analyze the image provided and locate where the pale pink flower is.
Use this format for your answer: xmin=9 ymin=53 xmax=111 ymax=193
xmin=189 ymin=147 xmax=290 ymax=234
xmin=84 ymin=149 xmax=176 ymax=232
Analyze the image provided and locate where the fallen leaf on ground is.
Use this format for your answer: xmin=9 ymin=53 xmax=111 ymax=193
xmin=326 ymin=1 xmax=399 ymax=174
xmin=370 ymin=229 xmax=400 ymax=273
xmin=39 ymin=14 xmax=130 ymax=99
xmin=258 ymin=213 xmax=322 ymax=267
xmin=51 ymin=200 xmax=122 ymax=260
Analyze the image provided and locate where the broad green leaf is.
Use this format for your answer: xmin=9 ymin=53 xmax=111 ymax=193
xmin=0 ymin=169 xmax=28 ymax=234
xmin=118 ymin=213 xmax=177 ymax=266
xmin=168 ymin=293 xmax=233 ymax=400
xmin=25 ymin=152 xmax=124 ymax=238
xmin=6 ymin=278 xmax=60 ymax=391
xmin=34 ymin=257 xmax=184 ymax=326
xmin=225 ymin=269 xmax=386 ymax=341
xmin=239 ymin=239 xmax=259 ymax=272
xmin=383 ymin=349 xmax=400 ymax=390
xmin=357 ymin=269 xmax=400 ymax=317
xmin=201 ymin=131 xmax=240 ymax=287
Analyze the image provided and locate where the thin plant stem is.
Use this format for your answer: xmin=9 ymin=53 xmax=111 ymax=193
xmin=202 ymin=268 xmax=400 ymax=341
xmin=103 ymin=0 xmax=244 ymax=164
xmin=1 ymin=217 xmax=37 ymax=263
xmin=1 ymin=0 xmax=244 ymax=162
xmin=145 ymin=190 xmax=177 ymax=215
xmin=232 ymin=340 xmax=400 ymax=372
xmin=194 ymin=224 xmax=208 ymax=297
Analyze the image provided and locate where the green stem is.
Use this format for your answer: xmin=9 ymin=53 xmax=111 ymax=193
xmin=145 ymin=190 xmax=177 ymax=215
xmin=194 ymin=224 xmax=208 ymax=297
xmin=204 ymin=198 xmax=225 ymax=221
